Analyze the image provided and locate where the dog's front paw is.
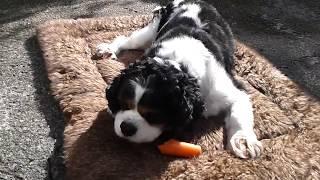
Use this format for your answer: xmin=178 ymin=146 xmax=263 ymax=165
xmin=96 ymin=43 xmax=118 ymax=59
xmin=227 ymin=130 xmax=263 ymax=159
xmin=96 ymin=36 xmax=128 ymax=59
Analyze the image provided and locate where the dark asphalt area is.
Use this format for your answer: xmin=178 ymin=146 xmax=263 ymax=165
xmin=0 ymin=0 xmax=319 ymax=179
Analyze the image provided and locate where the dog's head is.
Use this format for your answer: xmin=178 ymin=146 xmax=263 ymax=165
xmin=106 ymin=58 xmax=204 ymax=143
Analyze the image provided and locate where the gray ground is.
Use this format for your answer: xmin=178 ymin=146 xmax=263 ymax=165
xmin=0 ymin=0 xmax=319 ymax=179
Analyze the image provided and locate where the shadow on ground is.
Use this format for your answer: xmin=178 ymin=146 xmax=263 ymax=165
xmin=25 ymin=36 xmax=65 ymax=180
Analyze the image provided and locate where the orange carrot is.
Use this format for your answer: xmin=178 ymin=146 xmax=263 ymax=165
xmin=158 ymin=139 xmax=202 ymax=158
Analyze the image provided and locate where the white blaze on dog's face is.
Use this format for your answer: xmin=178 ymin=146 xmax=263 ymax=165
xmin=113 ymin=82 xmax=163 ymax=143
xmin=114 ymin=110 xmax=163 ymax=143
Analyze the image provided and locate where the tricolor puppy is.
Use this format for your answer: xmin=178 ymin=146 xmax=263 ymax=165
xmin=96 ymin=0 xmax=262 ymax=159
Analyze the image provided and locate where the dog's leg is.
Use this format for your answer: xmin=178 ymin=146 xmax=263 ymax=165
xmin=96 ymin=16 xmax=161 ymax=59
xmin=204 ymin=61 xmax=262 ymax=159
xmin=224 ymin=90 xmax=262 ymax=159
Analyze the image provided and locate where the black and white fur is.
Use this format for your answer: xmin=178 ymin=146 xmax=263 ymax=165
xmin=97 ymin=0 xmax=262 ymax=159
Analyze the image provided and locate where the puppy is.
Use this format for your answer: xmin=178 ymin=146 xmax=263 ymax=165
xmin=96 ymin=0 xmax=262 ymax=159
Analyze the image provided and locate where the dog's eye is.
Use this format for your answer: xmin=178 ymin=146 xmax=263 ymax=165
xmin=120 ymin=100 xmax=134 ymax=110
xmin=121 ymin=103 xmax=130 ymax=110
xmin=143 ymin=112 xmax=164 ymax=124
xmin=143 ymin=112 xmax=154 ymax=119
xmin=138 ymin=106 xmax=164 ymax=124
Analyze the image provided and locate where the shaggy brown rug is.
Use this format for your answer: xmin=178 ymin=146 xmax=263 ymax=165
xmin=36 ymin=15 xmax=320 ymax=179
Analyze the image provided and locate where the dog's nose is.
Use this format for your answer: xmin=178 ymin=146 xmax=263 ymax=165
xmin=120 ymin=121 xmax=137 ymax=137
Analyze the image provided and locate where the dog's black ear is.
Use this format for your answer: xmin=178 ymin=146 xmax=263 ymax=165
xmin=165 ymin=73 xmax=204 ymax=139
xmin=170 ymin=71 xmax=205 ymax=127
xmin=181 ymin=66 xmax=205 ymax=123
xmin=106 ymin=76 xmax=121 ymax=114
xmin=181 ymin=77 xmax=205 ymax=123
